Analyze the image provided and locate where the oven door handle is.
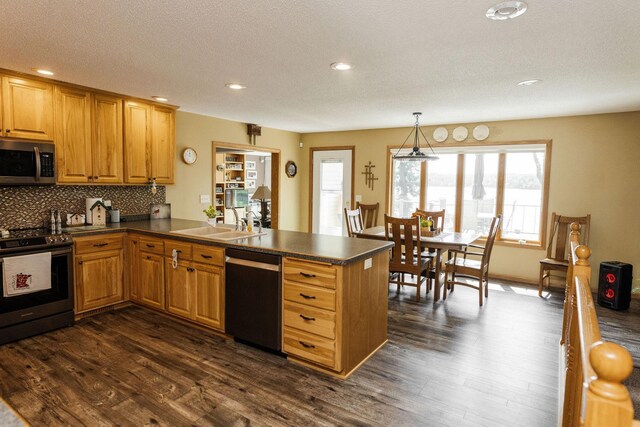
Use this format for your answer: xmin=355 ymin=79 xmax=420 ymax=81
xmin=0 ymin=246 xmax=72 ymax=263
xmin=34 ymin=146 xmax=41 ymax=182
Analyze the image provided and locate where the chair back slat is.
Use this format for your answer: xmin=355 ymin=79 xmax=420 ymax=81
xmin=344 ymin=208 xmax=364 ymax=237
xmin=357 ymin=202 xmax=379 ymax=228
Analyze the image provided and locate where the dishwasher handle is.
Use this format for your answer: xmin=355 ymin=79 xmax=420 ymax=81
xmin=226 ymin=256 xmax=281 ymax=272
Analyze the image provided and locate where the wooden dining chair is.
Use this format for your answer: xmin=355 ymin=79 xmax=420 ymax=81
xmin=356 ymin=202 xmax=379 ymax=228
xmin=444 ymin=215 xmax=502 ymax=306
xmin=539 ymin=212 xmax=590 ymax=296
xmin=384 ymin=215 xmax=432 ymax=302
xmin=344 ymin=208 xmax=364 ymax=237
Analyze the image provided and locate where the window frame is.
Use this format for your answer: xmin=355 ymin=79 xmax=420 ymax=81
xmin=386 ymin=139 xmax=552 ymax=248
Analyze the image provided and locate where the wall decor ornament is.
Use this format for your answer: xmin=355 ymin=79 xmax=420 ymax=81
xmin=362 ymin=161 xmax=379 ymax=190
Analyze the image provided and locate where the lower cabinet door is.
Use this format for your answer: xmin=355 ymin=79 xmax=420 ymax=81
xmin=138 ymin=252 xmax=165 ymax=310
xmin=193 ymin=263 xmax=224 ymax=330
xmin=165 ymin=259 xmax=193 ymax=319
xmin=127 ymin=237 xmax=140 ymax=302
xmin=76 ymin=249 xmax=124 ymax=313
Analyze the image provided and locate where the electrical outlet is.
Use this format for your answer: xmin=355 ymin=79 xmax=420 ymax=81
xmin=355 ymin=195 xmax=363 ymax=203
xmin=200 ymin=194 xmax=211 ymax=204
xmin=364 ymin=258 xmax=372 ymax=270
xmin=633 ymin=278 xmax=640 ymax=293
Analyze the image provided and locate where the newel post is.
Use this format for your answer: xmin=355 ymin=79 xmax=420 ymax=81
xmin=585 ymin=341 xmax=634 ymax=426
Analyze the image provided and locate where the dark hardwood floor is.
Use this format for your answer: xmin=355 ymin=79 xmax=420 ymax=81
xmin=0 ymin=282 xmax=621 ymax=426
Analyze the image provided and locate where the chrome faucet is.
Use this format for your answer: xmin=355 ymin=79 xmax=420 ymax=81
xmin=231 ymin=207 xmax=243 ymax=231
xmin=245 ymin=211 xmax=262 ymax=233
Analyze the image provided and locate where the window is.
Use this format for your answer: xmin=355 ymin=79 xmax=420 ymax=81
xmin=389 ymin=141 xmax=550 ymax=245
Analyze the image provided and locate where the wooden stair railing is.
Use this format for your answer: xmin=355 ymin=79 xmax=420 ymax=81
xmin=560 ymin=222 xmax=638 ymax=426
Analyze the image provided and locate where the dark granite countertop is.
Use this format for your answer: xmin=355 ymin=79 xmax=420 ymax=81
xmin=65 ymin=219 xmax=393 ymax=265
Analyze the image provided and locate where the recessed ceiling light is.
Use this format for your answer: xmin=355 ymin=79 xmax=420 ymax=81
xmin=152 ymin=96 xmax=168 ymax=102
xmin=486 ymin=1 xmax=528 ymax=20
xmin=32 ymin=68 xmax=54 ymax=76
xmin=225 ymin=83 xmax=247 ymax=90
xmin=330 ymin=62 xmax=353 ymax=71
xmin=517 ymin=79 xmax=541 ymax=86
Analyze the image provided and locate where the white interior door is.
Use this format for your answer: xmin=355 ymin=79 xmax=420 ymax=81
xmin=312 ymin=150 xmax=352 ymax=236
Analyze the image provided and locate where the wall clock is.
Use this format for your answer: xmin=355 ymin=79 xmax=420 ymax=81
xmin=182 ymin=147 xmax=198 ymax=164
xmin=285 ymin=161 xmax=297 ymax=178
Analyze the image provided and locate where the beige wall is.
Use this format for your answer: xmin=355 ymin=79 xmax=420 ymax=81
xmin=166 ymin=111 xmax=304 ymax=231
xmin=301 ymin=111 xmax=640 ymax=289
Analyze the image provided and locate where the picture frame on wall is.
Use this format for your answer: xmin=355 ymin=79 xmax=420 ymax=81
xmin=245 ymin=161 xmax=256 ymax=170
xmin=246 ymin=170 xmax=258 ymax=179
xmin=246 ymin=179 xmax=256 ymax=189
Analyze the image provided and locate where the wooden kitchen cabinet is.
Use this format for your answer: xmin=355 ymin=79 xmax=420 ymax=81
xmin=91 ymin=93 xmax=123 ymax=183
xmin=1 ymin=75 xmax=54 ymax=140
xmin=165 ymin=259 xmax=193 ymax=319
xmin=138 ymin=251 xmax=165 ymax=310
xmin=124 ymin=101 xmax=175 ymax=184
xmin=164 ymin=239 xmax=224 ymax=330
xmin=282 ymin=253 xmax=389 ymax=378
xmin=54 ymin=86 xmax=92 ymax=182
xmin=126 ymin=235 xmax=140 ymax=302
xmin=74 ymin=234 xmax=125 ymax=313
xmin=55 ymin=88 xmax=123 ymax=184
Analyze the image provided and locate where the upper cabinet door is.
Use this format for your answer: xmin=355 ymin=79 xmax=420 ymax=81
xmin=151 ymin=106 xmax=175 ymax=184
xmin=92 ymin=94 xmax=123 ymax=183
xmin=124 ymin=101 xmax=151 ymax=183
xmin=2 ymin=76 xmax=54 ymax=140
xmin=54 ymin=86 xmax=92 ymax=183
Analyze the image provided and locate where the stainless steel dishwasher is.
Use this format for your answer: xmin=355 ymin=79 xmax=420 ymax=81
xmin=225 ymin=248 xmax=282 ymax=352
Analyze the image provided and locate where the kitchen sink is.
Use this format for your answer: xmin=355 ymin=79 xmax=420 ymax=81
xmin=170 ymin=226 xmax=267 ymax=241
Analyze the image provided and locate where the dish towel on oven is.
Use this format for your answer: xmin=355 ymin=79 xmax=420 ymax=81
xmin=2 ymin=252 xmax=52 ymax=297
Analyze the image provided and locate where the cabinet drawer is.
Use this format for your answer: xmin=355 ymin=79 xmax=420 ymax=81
xmin=164 ymin=240 xmax=193 ymax=261
xmin=283 ymin=281 xmax=336 ymax=311
xmin=139 ymin=237 xmax=164 ymax=254
xmin=75 ymin=234 xmax=124 ymax=254
xmin=283 ymin=327 xmax=336 ymax=370
xmin=283 ymin=301 xmax=336 ymax=339
xmin=192 ymin=245 xmax=224 ymax=267
xmin=283 ymin=259 xmax=337 ymax=289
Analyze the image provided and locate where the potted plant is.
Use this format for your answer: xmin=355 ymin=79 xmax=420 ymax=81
xmin=203 ymin=205 xmax=217 ymax=225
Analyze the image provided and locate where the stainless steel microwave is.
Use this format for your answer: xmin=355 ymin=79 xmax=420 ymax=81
xmin=0 ymin=139 xmax=55 ymax=185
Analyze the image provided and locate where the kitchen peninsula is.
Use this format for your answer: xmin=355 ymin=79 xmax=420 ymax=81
xmin=69 ymin=219 xmax=393 ymax=379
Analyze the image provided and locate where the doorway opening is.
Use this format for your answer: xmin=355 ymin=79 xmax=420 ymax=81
xmin=212 ymin=141 xmax=280 ymax=229
xmin=309 ymin=147 xmax=355 ymax=236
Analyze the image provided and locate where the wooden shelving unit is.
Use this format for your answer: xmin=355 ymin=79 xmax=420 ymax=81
xmin=214 ymin=152 xmax=246 ymax=223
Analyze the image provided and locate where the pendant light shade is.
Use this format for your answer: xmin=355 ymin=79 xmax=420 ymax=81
xmin=392 ymin=112 xmax=439 ymax=161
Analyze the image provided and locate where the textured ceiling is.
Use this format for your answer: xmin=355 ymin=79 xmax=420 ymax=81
xmin=1 ymin=0 xmax=639 ymax=132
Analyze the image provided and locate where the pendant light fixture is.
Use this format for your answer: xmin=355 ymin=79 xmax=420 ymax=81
xmin=392 ymin=112 xmax=439 ymax=161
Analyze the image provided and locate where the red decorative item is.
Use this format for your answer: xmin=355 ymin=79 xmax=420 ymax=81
xmin=15 ymin=273 xmax=32 ymax=289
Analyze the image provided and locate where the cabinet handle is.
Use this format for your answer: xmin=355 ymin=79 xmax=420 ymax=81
xmin=5 ymin=129 xmax=9 ymax=133
xmin=299 ymin=293 xmax=316 ymax=300
xmin=200 ymin=254 xmax=212 ymax=259
xmin=93 ymin=176 xmax=99 ymax=180
xmin=300 ymin=272 xmax=316 ymax=278
xmin=187 ymin=267 xmax=195 ymax=272
xmin=78 ymin=260 xmax=83 ymax=265
xmin=299 ymin=340 xmax=315 ymax=349
xmin=93 ymin=243 xmax=108 ymax=247
xmin=299 ymin=314 xmax=316 ymax=322
xmin=133 ymin=241 xmax=137 ymax=245
xmin=175 ymin=250 xmax=182 ymax=253
xmin=146 ymin=255 xmax=152 ymax=260
xmin=146 ymin=244 xmax=155 ymax=248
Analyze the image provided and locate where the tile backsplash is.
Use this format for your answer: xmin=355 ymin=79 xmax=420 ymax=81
xmin=0 ymin=185 xmax=166 ymax=229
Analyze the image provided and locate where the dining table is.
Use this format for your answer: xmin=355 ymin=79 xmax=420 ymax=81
xmin=354 ymin=226 xmax=482 ymax=303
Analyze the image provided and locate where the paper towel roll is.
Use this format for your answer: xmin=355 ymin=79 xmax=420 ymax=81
xmin=85 ymin=198 xmax=103 ymax=224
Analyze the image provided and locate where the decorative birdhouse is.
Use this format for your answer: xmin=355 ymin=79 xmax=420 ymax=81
xmin=89 ymin=200 xmax=108 ymax=226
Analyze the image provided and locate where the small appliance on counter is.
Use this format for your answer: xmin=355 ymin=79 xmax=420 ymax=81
xmin=150 ymin=203 xmax=171 ymax=220
xmin=85 ymin=197 xmax=103 ymax=224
